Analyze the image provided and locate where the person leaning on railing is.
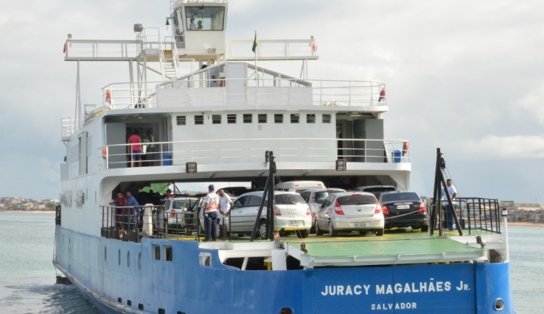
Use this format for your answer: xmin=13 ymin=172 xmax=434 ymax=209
xmin=126 ymin=191 xmax=140 ymax=231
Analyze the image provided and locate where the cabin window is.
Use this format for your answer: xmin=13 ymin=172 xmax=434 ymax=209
xmin=153 ymin=245 xmax=161 ymax=260
xmin=243 ymin=114 xmax=253 ymax=123
xmin=194 ymin=115 xmax=204 ymax=125
xmin=227 ymin=114 xmax=237 ymax=124
xmin=258 ymin=114 xmax=267 ymax=123
xmin=177 ymin=116 xmax=186 ymax=125
xmin=199 ymin=253 xmax=212 ymax=267
xmin=274 ymin=114 xmax=283 ymax=123
xmin=322 ymin=114 xmax=331 ymax=123
xmin=185 ymin=6 xmax=225 ymax=31
xmin=165 ymin=246 xmax=173 ymax=261
xmin=307 ymin=114 xmax=316 ymax=123
xmin=290 ymin=114 xmax=300 ymax=123
xmin=212 ymin=114 xmax=221 ymax=124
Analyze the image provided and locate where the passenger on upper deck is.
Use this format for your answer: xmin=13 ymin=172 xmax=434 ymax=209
xmin=197 ymin=20 xmax=203 ymax=30
xmin=128 ymin=131 xmax=143 ymax=167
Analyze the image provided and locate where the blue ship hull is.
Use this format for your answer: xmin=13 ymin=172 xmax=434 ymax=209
xmin=54 ymin=227 xmax=513 ymax=313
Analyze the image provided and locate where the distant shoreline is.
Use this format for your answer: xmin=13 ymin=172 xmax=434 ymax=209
xmin=509 ymin=221 xmax=544 ymax=227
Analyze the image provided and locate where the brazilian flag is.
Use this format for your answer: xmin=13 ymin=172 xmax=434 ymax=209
xmin=252 ymin=31 xmax=257 ymax=53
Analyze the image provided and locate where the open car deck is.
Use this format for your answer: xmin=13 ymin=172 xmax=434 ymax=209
xmin=283 ymin=235 xmax=485 ymax=268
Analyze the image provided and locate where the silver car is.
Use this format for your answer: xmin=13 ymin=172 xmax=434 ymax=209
xmin=315 ymin=192 xmax=384 ymax=236
xmin=300 ymin=188 xmax=346 ymax=230
xmin=229 ymin=191 xmax=312 ymax=238
xmin=164 ymin=197 xmax=199 ymax=228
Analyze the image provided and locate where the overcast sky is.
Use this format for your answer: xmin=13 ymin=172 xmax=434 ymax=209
xmin=0 ymin=0 xmax=542 ymax=203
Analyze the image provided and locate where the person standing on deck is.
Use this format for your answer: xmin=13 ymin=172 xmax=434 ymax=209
xmin=218 ymin=189 xmax=233 ymax=239
xmin=444 ymin=179 xmax=458 ymax=231
xmin=127 ymin=131 xmax=142 ymax=167
xmin=203 ymin=184 xmax=219 ymax=241
xmin=113 ymin=192 xmax=127 ymax=229
xmin=126 ymin=191 xmax=140 ymax=231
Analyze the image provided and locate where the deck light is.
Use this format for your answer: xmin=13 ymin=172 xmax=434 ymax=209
xmin=133 ymin=24 xmax=143 ymax=32
xmin=186 ymin=162 xmax=197 ymax=173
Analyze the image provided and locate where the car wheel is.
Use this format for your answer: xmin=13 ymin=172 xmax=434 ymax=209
xmin=258 ymin=220 xmax=268 ymax=239
xmin=421 ymin=224 xmax=429 ymax=232
xmin=297 ymin=230 xmax=309 ymax=239
xmin=376 ymin=229 xmax=384 ymax=236
xmin=329 ymin=221 xmax=337 ymax=237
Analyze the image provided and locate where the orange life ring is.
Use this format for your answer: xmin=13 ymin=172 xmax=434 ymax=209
xmin=105 ymin=89 xmax=112 ymax=103
xmin=102 ymin=146 xmax=108 ymax=159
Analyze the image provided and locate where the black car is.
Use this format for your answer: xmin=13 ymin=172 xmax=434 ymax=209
xmin=379 ymin=191 xmax=429 ymax=231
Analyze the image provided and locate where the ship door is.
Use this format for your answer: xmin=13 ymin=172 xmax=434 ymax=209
xmin=105 ymin=123 xmax=127 ymax=169
xmin=336 ymin=113 xmax=385 ymax=162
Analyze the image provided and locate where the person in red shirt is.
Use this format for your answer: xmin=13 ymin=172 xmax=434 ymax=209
xmin=127 ymin=131 xmax=143 ymax=167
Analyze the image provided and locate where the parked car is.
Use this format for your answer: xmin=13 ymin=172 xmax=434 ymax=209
xmin=355 ymin=185 xmax=398 ymax=199
xmin=315 ymin=192 xmax=384 ymax=236
xmin=379 ymin=191 xmax=429 ymax=231
xmin=229 ymin=191 xmax=312 ymax=239
xmin=275 ymin=180 xmax=326 ymax=193
xmin=164 ymin=196 xmax=199 ymax=228
xmin=300 ymin=188 xmax=346 ymax=231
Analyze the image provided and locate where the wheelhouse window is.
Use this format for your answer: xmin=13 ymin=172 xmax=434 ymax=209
xmin=185 ymin=6 xmax=225 ymax=31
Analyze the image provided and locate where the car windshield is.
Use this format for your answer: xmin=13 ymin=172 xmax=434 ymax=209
xmin=338 ymin=194 xmax=376 ymax=205
xmin=381 ymin=192 xmax=420 ymax=203
xmin=274 ymin=194 xmax=305 ymax=205
xmin=314 ymin=191 xmax=329 ymax=203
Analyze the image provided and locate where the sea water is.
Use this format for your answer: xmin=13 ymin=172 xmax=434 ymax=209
xmin=0 ymin=211 xmax=541 ymax=313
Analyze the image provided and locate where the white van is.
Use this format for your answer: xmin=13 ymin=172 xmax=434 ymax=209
xmin=275 ymin=181 xmax=326 ymax=193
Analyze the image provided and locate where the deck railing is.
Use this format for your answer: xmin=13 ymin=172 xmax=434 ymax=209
xmin=94 ymin=76 xmax=386 ymax=110
xmin=103 ymin=138 xmax=409 ymax=169
xmin=436 ymin=197 xmax=502 ymax=234
xmin=100 ymin=205 xmax=202 ymax=242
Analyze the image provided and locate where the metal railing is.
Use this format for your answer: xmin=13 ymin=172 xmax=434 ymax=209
xmin=437 ymin=197 xmax=502 ymax=234
xmin=102 ymin=138 xmax=409 ymax=169
xmin=100 ymin=205 xmax=202 ymax=242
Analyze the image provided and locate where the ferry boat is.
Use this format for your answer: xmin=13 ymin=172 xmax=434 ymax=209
xmin=54 ymin=1 xmax=514 ymax=313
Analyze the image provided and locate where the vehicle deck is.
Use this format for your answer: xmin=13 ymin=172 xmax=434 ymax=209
xmin=163 ymin=228 xmax=495 ymax=268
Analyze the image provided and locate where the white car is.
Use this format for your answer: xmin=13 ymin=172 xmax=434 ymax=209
xmin=164 ymin=197 xmax=199 ymax=228
xmin=316 ymin=192 xmax=384 ymax=236
xmin=230 ymin=191 xmax=312 ymax=238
